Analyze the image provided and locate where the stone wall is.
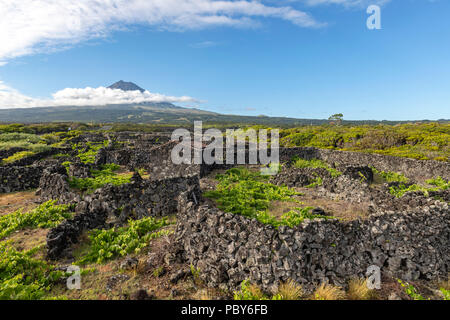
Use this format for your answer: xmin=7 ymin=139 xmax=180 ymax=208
xmin=2 ymin=148 xmax=60 ymax=167
xmin=43 ymin=171 xmax=201 ymax=260
xmin=175 ymin=198 xmax=450 ymax=294
xmin=279 ymin=147 xmax=450 ymax=182
xmin=0 ymin=147 xmax=26 ymax=161
xmin=0 ymin=165 xmax=44 ymax=193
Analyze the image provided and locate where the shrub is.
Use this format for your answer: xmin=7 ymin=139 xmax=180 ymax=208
xmin=75 ymin=141 xmax=109 ymax=164
xmin=2 ymin=151 xmax=35 ymax=164
xmin=77 ymin=217 xmax=172 ymax=264
xmin=234 ymin=280 xmax=267 ymax=300
xmin=69 ymin=174 xmax=132 ymax=193
xmin=204 ymin=167 xmax=332 ymax=228
xmin=279 ymin=123 xmax=450 ymax=162
xmin=371 ymin=167 xmax=409 ymax=183
xmin=292 ymin=157 xmax=341 ymax=178
xmin=0 ymin=133 xmax=42 ymax=144
xmin=398 ymin=279 xmax=427 ymax=300
xmin=0 ymin=243 xmax=65 ymax=300
xmin=426 ymin=176 xmax=449 ymax=190
xmin=0 ymin=200 xmax=73 ymax=240
xmin=389 ymin=176 xmax=449 ymax=198
xmin=440 ymin=288 xmax=450 ymax=301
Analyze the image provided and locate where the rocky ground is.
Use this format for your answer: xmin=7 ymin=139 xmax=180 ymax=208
xmin=0 ymin=132 xmax=449 ymax=300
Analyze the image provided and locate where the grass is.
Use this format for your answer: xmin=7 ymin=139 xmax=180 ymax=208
xmin=311 ymin=283 xmax=345 ymax=300
xmin=277 ymin=280 xmax=303 ymax=300
xmin=347 ymin=278 xmax=374 ymax=300
xmin=0 ymin=200 xmax=73 ymax=240
xmin=204 ymin=167 xmax=332 ymax=228
xmin=234 ymin=279 xmax=303 ymax=300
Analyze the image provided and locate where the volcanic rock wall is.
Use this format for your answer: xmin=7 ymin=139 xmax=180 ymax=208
xmin=42 ymin=170 xmax=201 ymax=260
xmin=175 ymin=198 xmax=450 ymax=294
xmin=0 ymin=166 xmax=44 ymax=193
xmin=279 ymin=147 xmax=450 ymax=182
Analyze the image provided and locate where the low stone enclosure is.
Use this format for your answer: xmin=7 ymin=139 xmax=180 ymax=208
xmin=39 ymin=166 xmax=201 ymax=260
xmin=175 ymin=195 xmax=449 ymax=294
xmin=1 ymin=134 xmax=449 ymax=294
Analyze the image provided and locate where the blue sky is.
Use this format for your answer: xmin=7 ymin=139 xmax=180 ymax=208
xmin=0 ymin=0 xmax=449 ymax=120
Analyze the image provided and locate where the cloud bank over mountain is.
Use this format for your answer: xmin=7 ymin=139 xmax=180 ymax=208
xmin=0 ymin=81 xmax=198 ymax=109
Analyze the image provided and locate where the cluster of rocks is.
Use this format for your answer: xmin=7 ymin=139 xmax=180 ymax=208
xmin=279 ymin=147 xmax=449 ymax=182
xmin=174 ymin=195 xmax=449 ymax=294
xmin=42 ymin=166 xmax=201 ymax=260
xmin=2 ymin=131 xmax=448 ymax=296
xmin=2 ymin=148 xmax=61 ymax=167
xmin=0 ymin=147 xmax=26 ymax=160
xmin=0 ymin=165 xmax=45 ymax=193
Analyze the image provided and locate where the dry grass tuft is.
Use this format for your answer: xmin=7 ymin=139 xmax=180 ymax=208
xmin=347 ymin=278 xmax=374 ymax=300
xmin=439 ymin=276 xmax=450 ymax=291
xmin=192 ymin=289 xmax=213 ymax=300
xmin=311 ymin=283 xmax=345 ymax=300
xmin=277 ymin=279 xmax=303 ymax=300
xmin=247 ymin=283 xmax=266 ymax=300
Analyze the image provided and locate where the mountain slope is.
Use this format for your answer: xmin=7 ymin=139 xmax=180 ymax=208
xmin=107 ymin=80 xmax=145 ymax=92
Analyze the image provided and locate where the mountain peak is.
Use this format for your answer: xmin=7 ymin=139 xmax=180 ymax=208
xmin=108 ymin=80 xmax=145 ymax=92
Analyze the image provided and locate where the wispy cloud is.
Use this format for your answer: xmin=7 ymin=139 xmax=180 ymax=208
xmin=190 ymin=41 xmax=221 ymax=48
xmin=270 ymin=0 xmax=391 ymax=7
xmin=0 ymin=81 xmax=198 ymax=109
xmin=0 ymin=0 xmax=323 ymax=64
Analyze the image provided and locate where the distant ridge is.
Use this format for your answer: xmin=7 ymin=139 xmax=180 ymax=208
xmin=108 ymin=80 xmax=145 ymax=92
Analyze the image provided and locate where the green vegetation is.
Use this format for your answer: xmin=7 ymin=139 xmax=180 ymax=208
xmin=440 ymin=288 xmax=450 ymax=300
xmin=278 ymin=207 xmax=333 ymax=227
xmin=0 ymin=243 xmax=65 ymax=300
xmin=292 ymin=157 xmax=342 ymax=178
xmin=371 ymin=167 xmax=409 ymax=183
xmin=77 ymin=217 xmax=172 ymax=264
xmin=0 ymin=132 xmax=52 ymax=163
xmin=73 ymin=141 xmax=109 ymax=164
xmin=234 ymin=280 xmax=268 ymax=300
xmin=1 ymin=151 xmax=35 ymax=164
xmin=233 ymin=280 xmax=303 ymax=300
xmin=0 ymin=123 xmax=75 ymax=135
xmin=397 ymin=279 xmax=427 ymax=300
xmin=68 ymin=164 xmax=132 ymax=193
xmin=389 ymin=176 xmax=449 ymax=198
xmin=279 ymin=123 xmax=449 ymax=162
xmin=204 ymin=167 xmax=331 ymax=228
xmin=0 ymin=200 xmax=73 ymax=240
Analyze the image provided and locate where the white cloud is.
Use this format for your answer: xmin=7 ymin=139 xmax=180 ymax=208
xmin=298 ymin=0 xmax=390 ymax=7
xmin=0 ymin=0 xmax=323 ymax=63
xmin=0 ymin=81 xmax=198 ymax=109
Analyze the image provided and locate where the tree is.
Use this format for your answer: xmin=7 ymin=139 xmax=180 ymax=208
xmin=328 ymin=113 xmax=344 ymax=126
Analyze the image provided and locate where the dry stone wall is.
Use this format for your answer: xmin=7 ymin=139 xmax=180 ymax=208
xmin=279 ymin=147 xmax=449 ymax=182
xmin=0 ymin=165 xmax=44 ymax=193
xmin=175 ymin=198 xmax=450 ymax=294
